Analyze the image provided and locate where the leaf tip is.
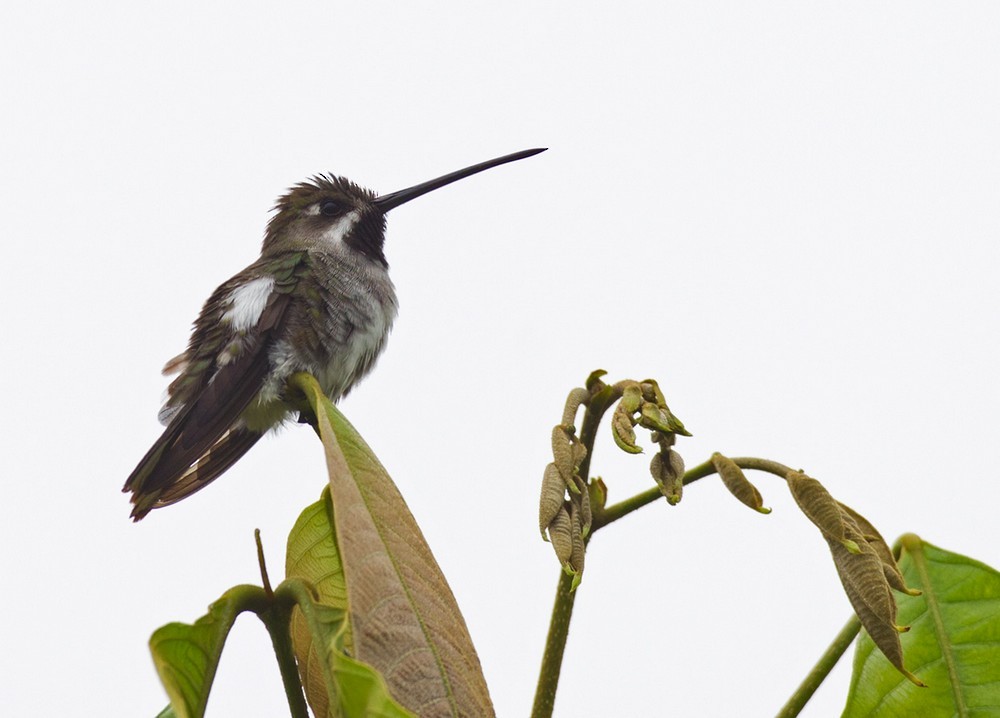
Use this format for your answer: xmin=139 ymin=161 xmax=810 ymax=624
xmin=841 ymin=539 xmax=862 ymax=554
xmin=563 ymin=564 xmax=582 ymax=591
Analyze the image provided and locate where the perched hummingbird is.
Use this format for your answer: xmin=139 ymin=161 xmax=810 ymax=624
xmin=124 ymin=148 xmax=546 ymax=520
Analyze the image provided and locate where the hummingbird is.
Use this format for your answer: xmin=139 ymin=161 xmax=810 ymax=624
xmin=124 ymin=148 xmax=546 ymax=520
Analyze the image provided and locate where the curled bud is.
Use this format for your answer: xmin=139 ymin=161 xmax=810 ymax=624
xmin=639 ymin=403 xmax=690 ymax=436
xmin=712 ymin=453 xmax=770 ymax=514
xmin=579 ymin=478 xmax=592 ymax=538
xmin=551 ymin=426 xmax=578 ymax=483
xmin=539 ymin=463 xmax=565 ymax=539
xmin=561 ymin=387 xmax=591 ymax=428
xmin=651 ymin=450 xmax=684 ymax=505
xmin=548 ymin=505 xmax=573 ymax=565
xmin=639 ymin=380 xmax=666 ymax=405
xmin=621 ymin=384 xmax=643 ymax=413
xmin=612 ymin=406 xmax=642 ymax=454
xmin=585 ymin=369 xmax=608 ymax=392
xmin=590 ymin=477 xmax=608 ymax=513
xmin=569 ymin=500 xmax=586 ymax=575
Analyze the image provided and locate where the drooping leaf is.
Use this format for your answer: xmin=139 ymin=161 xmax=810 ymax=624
xmin=711 ymin=452 xmax=770 ymax=514
xmin=287 ymin=373 xmax=494 ymax=717
xmin=149 ymin=584 xmax=268 ymax=718
xmin=843 ymin=536 xmax=1000 ymax=717
xmin=825 ymin=536 xmax=915 ymax=683
xmin=838 ymin=502 xmax=919 ymax=597
xmin=649 ymin=449 xmax=684 ymax=505
xmin=786 ymin=471 xmax=920 ymax=683
xmin=787 ymin=471 xmax=851 ymax=545
xmin=551 ymin=425 xmax=578 ymax=480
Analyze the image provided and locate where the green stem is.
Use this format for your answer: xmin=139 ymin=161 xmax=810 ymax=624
xmin=533 ymin=452 xmax=798 ymax=718
xmin=530 ymin=569 xmax=579 ymax=718
xmin=775 ymin=615 xmax=861 ymax=718
xmin=260 ymin=601 xmax=311 ymax=718
xmin=593 ymin=456 xmax=792 ymax=531
xmin=576 ymin=384 xmax=624 ymax=481
xmin=530 ymin=387 xmax=618 ymax=718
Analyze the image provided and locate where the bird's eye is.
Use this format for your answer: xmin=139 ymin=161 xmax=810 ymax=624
xmin=319 ymin=200 xmax=342 ymax=217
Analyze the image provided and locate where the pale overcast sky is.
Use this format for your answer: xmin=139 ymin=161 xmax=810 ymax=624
xmin=3 ymin=3 xmax=999 ymax=716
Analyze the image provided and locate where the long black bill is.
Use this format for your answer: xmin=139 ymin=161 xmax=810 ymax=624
xmin=373 ymin=148 xmax=547 ymax=212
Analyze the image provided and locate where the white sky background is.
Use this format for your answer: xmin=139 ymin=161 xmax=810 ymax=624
xmin=2 ymin=3 xmax=999 ymax=716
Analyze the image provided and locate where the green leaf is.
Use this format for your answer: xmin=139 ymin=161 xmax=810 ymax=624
xmin=275 ymin=579 xmax=414 ymax=718
xmin=286 ymin=373 xmax=495 ymax=717
xmin=842 ymin=535 xmax=1000 ymax=717
xmin=149 ymin=584 xmax=269 ymax=718
xmin=286 ymin=490 xmax=352 ymax=714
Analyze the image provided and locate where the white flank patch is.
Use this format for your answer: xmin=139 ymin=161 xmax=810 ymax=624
xmin=320 ymin=209 xmax=361 ymax=248
xmin=222 ymin=276 xmax=275 ymax=331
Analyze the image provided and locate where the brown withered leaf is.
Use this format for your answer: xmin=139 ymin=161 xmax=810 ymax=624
xmin=711 ymin=453 xmax=770 ymax=514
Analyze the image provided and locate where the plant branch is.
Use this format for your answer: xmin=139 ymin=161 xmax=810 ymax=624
xmin=592 ymin=456 xmax=793 ymax=531
xmin=259 ymin=596 xmax=310 ymax=718
xmin=531 ymin=569 xmax=579 ymax=718
xmin=534 ymin=452 xmax=799 ymax=718
xmin=576 ymin=383 xmax=625 ymax=482
xmin=776 ymin=615 xmax=861 ymax=718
